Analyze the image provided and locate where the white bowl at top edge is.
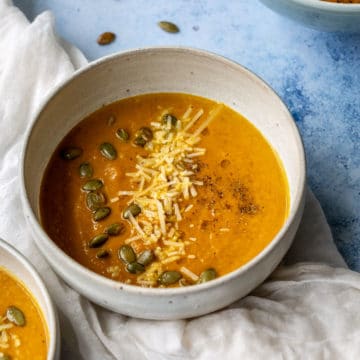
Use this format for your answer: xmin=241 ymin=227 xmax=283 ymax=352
xmin=259 ymin=0 xmax=360 ymax=32
xmin=20 ymin=47 xmax=306 ymax=320
xmin=0 ymin=238 xmax=60 ymax=359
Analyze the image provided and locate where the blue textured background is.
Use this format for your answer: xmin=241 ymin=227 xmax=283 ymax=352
xmin=14 ymin=0 xmax=360 ymax=271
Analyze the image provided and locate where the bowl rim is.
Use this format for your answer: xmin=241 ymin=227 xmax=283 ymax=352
xmin=20 ymin=46 xmax=306 ymax=297
xmin=0 ymin=238 xmax=59 ymax=359
xmin=267 ymin=0 xmax=360 ymax=13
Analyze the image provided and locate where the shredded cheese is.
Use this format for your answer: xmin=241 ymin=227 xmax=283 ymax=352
xmin=124 ymin=234 xmax=142 ymax=244
xmin=118 ymin=104 xmax=223 ymax=276
xmin=0 ymin=314 xmax=17 ymax=351
xmin=192 ymin=103 xmax=223 ymax=137
xmin=182 ymin=105 xmax=193 ymax=120
xmin=180 ymin=266 xmax=199 ymax=282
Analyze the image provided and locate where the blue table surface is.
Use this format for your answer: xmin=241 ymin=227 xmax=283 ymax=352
xmin=14 ymin=0 xmax=360 ymax=271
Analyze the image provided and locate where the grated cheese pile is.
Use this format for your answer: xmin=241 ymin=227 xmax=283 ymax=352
xmin=117 ymin=103 xmax=223 ymax=286
xmin=0 ymin=314 xmax=21 ymax=352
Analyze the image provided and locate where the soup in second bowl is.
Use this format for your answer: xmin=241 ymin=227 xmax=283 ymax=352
xmin=40 ymin=93 xmax=289 ymax=288
xmin=0 ymin=267 xmax=48 ymax=359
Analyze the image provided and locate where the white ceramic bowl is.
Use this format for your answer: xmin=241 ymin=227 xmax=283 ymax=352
xmin=21 ymin=47 xmax=306 ymax=320
xmin=0 ymin=238 xmax=60 ymax=359
xmin=259 ymin=0 xmax=360 ymax=32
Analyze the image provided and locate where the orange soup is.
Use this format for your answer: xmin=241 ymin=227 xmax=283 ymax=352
xmin=0 ymin=267 xmax=48 ymax=359
xmin=40 ymin=93 xmax=289 ymax=287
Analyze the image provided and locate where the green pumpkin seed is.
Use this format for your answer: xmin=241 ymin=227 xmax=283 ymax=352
xmin=96 ymin=249 xmax=110 ymax=259
xmin=133 ymin=136 xmax=147 ymax=147
xmin=138 ymin=127 xmax=153 ymax=141
xmin=0 ymin=354 xmax=11 ymax=360
xmin=60 ymin=147 xmax=83 ymax=160
xmin=93 ymin=207 xmax=111 ymax=221
xmin=116 ymin=128 xmax=130 ymax=142
xmin=6 ymin=306 xmax=25 ymax=327
xmin=105 ymin=222 xmax=125 ymax=236
xmin=118 ymin=245 xmax=136 ymax=264
xmin=198 ymin=268 xmax=217 ymax=283
xmin=123 ymin=203 xmax=141 ymax=219
xmin=133 ymin=127 xmax=153 ymax=147
xmin=100 ymin=142 xmax=117 ymax=160
xmin=158 ymin=271 xmax=182 ymax=285
xmin=158 ymin=21 xmax=180 ymax=33
xmin=89 ymin=233 xmax=109 ymax=248
xmin=162 ymin=113 xmax=178 ymax=127
xmin=137 ymin=249 xmax=154 ymax=266
xmin=126 ymin=262 xmax=145 ymax=274
xmin=82 ymin=179 xmax=103 ymax=191
xmin=79 ymin=162 xmax=93 ymax=178
xmin=86 ymin=191 xmax=106 ymax=211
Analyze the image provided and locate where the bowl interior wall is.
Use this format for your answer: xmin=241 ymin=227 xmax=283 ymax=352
xmin=24 ymin=48 xmax=303 ymax=221
xmin=0 ymin=243 xmax=51 ymax=326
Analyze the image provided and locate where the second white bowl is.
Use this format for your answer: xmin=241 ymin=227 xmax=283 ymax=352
xmin=0 ymin=238 xmax=60 ymax=359
xmin=260 ymin=0 xmax=360 ymax=32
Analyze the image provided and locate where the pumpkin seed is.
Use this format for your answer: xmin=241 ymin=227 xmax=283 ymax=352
xmin=158 ymin=271 xmax=182 ymax=285
xmin=198 ymin=268 xmax=217 ymax=283
xmin=97 ymin=31 xmax=116 ymax=45
xmin=118 ymin=245 xmax=136 ymax=264
xmin=126 ymin=262 xmax=145 ymax=274
xmin=60 ymin=147 xmax=82 ymax=160
xmin=133 ymin=127 xmax=153 ymax=147
xmin=116 ymin=128 xmax=129 ymax=142
xmin=138 ymin=127 xmax=153 ymax=141
xmin=158 ymin=21 xmax=180 ymax=33
xmin=89 ymin=234 xmax=109 ymax=248
xmin=96 ymin=249 xmax=110 ymax=259
xmin=123 ymin=203 xmax=141 ymax=219
xmin=93 ymin=207 xmax=111 ymax=221
xmin=82 ymin=179 xmax=103 ymax=191
xmin=162 ymin=113 xmax=178 ymax=127
xmin=133 ymin=136 xmax=147 ymax=147
xmin=105 ymin=222 xmax=125 ymax=236
xmin=6 ymin=306 xmax=25 ymax=327
xmin=79 ymin=162 xmax=93 ymax=178
xmin=100 ymin=142 xmax=117 ymax=160
xmin=86 ymin=191 xmax=106 ymax=210
xmin=137 ymin=249 xmax=154 ymax=266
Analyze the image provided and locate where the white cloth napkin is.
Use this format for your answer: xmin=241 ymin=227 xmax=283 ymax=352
xmin=1 ymin=1 xmax=360 ymax=359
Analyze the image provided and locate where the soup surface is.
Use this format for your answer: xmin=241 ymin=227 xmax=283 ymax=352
xmin=0 ymin=267 xmax=48 ymax=359
xmin=40 ymin=93 xmax=289 ymax=287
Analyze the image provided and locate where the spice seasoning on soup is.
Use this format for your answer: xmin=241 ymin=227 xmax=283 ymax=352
xmin=40 ymin=93 xmax=289 ymax=288
xmin=0 ymin=268 xmax=48 ymax=359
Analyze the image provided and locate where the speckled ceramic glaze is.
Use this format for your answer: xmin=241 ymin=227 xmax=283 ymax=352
xmin=21 ymin=47 xmax=306 ymax=319
xmin=259 ymin=0 xmax=360 ymax=32
xmin=0 ymin=238 xmax=60 ymax=359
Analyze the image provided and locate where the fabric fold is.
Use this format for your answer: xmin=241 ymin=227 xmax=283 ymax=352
xmin=0 ymin=1 xmax=359 ymax=359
